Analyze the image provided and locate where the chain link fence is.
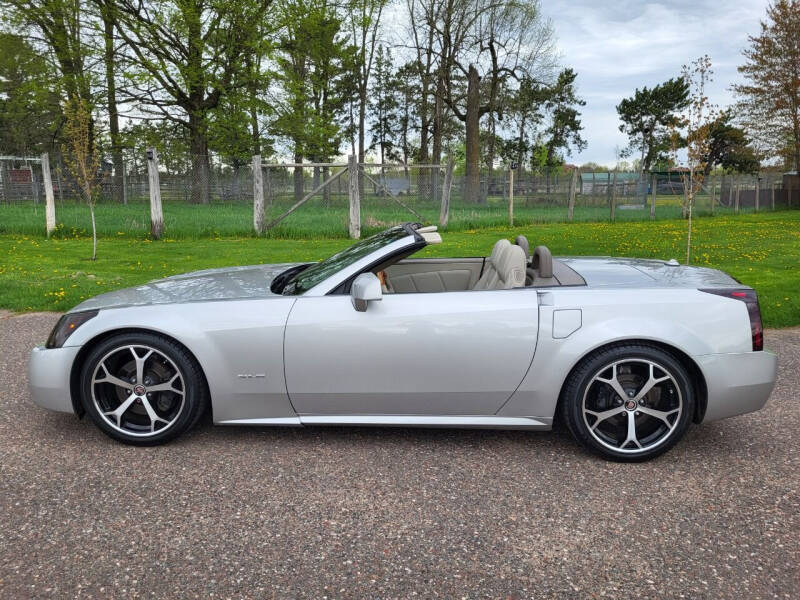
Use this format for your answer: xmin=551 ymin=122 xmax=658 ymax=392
xmin=1 ymin=153 xmax=797 ymax=238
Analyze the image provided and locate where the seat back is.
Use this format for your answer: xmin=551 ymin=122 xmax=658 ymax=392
xmin=473 ymin=240 xmax=525 ymax=290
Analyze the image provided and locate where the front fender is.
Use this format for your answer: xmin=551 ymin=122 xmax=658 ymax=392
xmin=64 ymin=298 xmax=298 ymax=423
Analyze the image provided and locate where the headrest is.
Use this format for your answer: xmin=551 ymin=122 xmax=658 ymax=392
xmin=489 ymin=239 xmax=512 ymax=265
xmin=498 ymin=244 xmax=526 ymax=288
xmin=532 ymin=245 xmax=553 ymax=279
xmin=514 ymin=235 xmax=530 ymax=259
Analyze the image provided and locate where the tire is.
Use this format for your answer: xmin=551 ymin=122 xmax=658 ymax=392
xmin=79 ymin=332 xmax=208 ymax=446
xmin=560 ymin=343 xmax=695 ymax=462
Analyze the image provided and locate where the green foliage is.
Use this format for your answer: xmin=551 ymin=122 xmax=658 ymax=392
xmin=706 ymin=112 xmax=760 ymax=175
xmin=617 ymin=77 xmax=691 ymax=172
xmin=0 ymin=33 xmax=62 ymax=154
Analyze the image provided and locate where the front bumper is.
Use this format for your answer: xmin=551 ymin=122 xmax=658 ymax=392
xmin=696 ymin=350 xmax=778 ymax=422
xmin=28 ymin=345 xmax=81 ymax=414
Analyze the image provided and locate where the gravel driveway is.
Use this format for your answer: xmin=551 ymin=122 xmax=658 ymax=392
xmin=1 ymin=312 xmax=798 ymax=599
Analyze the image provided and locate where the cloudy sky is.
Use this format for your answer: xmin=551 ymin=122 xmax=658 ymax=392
xmin=545 ymin=0 xmax=770 ymax=166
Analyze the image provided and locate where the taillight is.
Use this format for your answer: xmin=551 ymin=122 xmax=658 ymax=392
xmin=700 ymin=288 xmax=763 ymax=351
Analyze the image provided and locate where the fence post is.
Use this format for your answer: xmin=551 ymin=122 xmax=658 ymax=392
xmin=755 ymin=178 xmax=760 ymax=212
xmin=41 ymin=153 xmax=56 ymax=236
xmin=146 ymin=147 xmax=163 ymax=239
xmin=252 ymin=155 xmax=264 ymax=235
xmin=610 ymin=170 xmax=617 ymax=221
xmin=734 ymin=184 xmax=740 ymax=214
xmin=348 ymin=154 xmax=360 ymax=239
xmin=122 ymin=163 xmax=128 ymax=205
xmin=771 ymin=182 xmax=776 ymax=210
xmin=710 ymin=182 xmax=715 ymax=215
xmin=567 ymin=169 xmax=577 ymax=222
xmin=508 ymin=167 xmax=514 ymax=226
xmin=439 ymin=157 xmax=454 ymax=227
xmin=650 ymin=173 xmax=656 ymax=220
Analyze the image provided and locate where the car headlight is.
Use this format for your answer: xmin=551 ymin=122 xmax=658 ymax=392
xmin=45 ymin=310 xmax=99 ymax=348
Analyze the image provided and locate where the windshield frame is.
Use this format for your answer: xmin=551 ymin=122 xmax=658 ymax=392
xmin=284 ymin=224 xmax=422 ymax=296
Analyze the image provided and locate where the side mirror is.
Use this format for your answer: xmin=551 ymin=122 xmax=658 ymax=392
xmin=351 ymin=272 xmax=382 ymax=312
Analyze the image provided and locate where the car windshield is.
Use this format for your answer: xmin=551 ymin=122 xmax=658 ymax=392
xmin=284 ymin=225 xmax=412 ymax=295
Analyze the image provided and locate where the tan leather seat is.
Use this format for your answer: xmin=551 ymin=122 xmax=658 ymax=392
xmin=473 ymin=240 xmax=526 ymax=290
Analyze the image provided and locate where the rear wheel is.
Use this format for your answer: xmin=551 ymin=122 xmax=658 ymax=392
xmin=560 ymin=344 xmax=694 ymax=462
xmin=79 ymin=332 xmax=208 ymax=445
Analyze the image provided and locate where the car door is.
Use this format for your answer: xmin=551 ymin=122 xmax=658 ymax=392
xmin=283 ymin=289 xmax=539 ymax=416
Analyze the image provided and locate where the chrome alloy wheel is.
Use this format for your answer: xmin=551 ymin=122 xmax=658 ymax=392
xmin=91 ymin=344 xmax=186 ymax=437
xmin=582 ymin=358 xmax=683 ymax=454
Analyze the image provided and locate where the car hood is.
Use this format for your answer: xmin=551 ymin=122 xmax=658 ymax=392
xmin=70 ymin=263 xmax=303 ymax=312
xmin=560 ymin=257 xmax=742 ymax=288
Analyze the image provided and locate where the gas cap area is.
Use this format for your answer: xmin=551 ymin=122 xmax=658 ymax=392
xmin=552 ymin=309 xmax=582 ymax=339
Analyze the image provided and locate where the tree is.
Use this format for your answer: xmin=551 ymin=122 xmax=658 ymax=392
xmin=703 ymin=112 xmax=759 ymax=177
xmin=617 ymin=77 xmax=690 ymax=174
xmin=347 ymin=0 xmax=387 ymax=174
xmin=271 ymin=0 xmax=353 ymax=200
xmin=673 ymin=56 xmax=718 ymax=265
xmin=542 ymin=68 xmax=586 ymax=167
xmin=436 ymin=0 xmax=556 ymax=203
xmin=62 ymin=97 xmax=100 ymax=260
xmin=112 ymin=0 xmax=273 ymax=203
xmin=93 ymin=0 xmax=124 ymax=203
xmin=0 ymin=33 xmax=61 ymax=154
xmin=733 ymin=0 xmax=800 ymax=172
xmin=368 ymin=45 xmax=400 ymax=165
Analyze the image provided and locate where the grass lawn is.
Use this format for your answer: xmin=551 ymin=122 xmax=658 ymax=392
xmin=0 ymin=193 xmax=734 ymax=240
xmin=1 ymin=211 xmax=798 ymax=328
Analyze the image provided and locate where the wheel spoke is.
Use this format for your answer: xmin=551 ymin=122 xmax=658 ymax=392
xmin=130 ymin=346 xmax=153 ymax=384
xmin=638 ymin=406 xmax=680 ymax=427
xmin=633 ymin=363 xmax=670 ymax=401
xmin=585 ymin=406 xmax=625 ymax=430
xmin=146 ymin=373 xmax=183 ymax=394
xmin=622 ymin=411 xmax=642 ymax=449
xmin=95 ymin=362 xmax=133 ymax=391
xmin=103 ymin=393 xmax=137 ymax=427
xmin=138 ymin=396 xmax=169 ymax=432
xmin=596 ymin=364 xmax=629 ymax=402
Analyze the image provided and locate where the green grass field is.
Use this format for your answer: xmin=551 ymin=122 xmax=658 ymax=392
xmin=0 ymin=193 xmax=739 ymax=240
xmin=1 ymin=210 xmax=798 ymax=328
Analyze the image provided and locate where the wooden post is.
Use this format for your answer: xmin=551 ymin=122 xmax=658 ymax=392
xmin=710 ymin=182 xmax=715 ymax=215
xmin=610 ymin=170 xmax=617 ymax=221
xmin=348 ymin=155 xmax=360 ymax=239
xmin=41 ymin=153 xmax=56 ymax=236
xmin=439 ymin=157 xmax=454 ymax=227
xmin=650 ymin=173 xmax=656 ymax=220
xmin=122 ymin=162 xmax=128 ymax=205
xmin=729 ymin=180 xmax=734 ymax=207
xmin=567 ymin=168 xmax=577 ymax=222
xmin=734 ymin=184 xmax=740 ymax=214
xmin=146 ymin=147 xmax=163 ymax=239
xmin=508 ymin=167 xmax=514 ymax=226
xmin=771 ymin=182 xmax=776 ymax=210
xmin=252 ymin=155 xmax=264 ymax=234
xmin=755 ymin=178 xmax=760 ymax=212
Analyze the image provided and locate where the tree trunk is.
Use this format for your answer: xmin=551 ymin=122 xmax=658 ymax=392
xmin=464 ymin=64 xmax=482 ymax=204
xmin=431 ymin=82 xmax=444 ymax=201
xmin=189 ymin=113 xmax=210 ymax=204
xmin=101 ymin=8 xmax=123 ymax=204
xmin=293 ymin=149 xmax=304 ymax=202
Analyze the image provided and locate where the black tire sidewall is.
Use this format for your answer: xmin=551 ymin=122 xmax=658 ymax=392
xmin=562 ymin=344 xmax=695 ymax=462
xmin=79 ymin=332 xmax=205 ymax=446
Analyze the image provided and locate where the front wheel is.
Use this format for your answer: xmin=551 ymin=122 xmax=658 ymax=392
xmin=79 ymin=332 xmax=208 ymax=445
xmin=560 ymin=344 xmax=695 ymax=462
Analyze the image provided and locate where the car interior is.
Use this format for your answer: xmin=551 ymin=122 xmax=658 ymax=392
xmin=377 ymin=227 xmax=586 ymax=294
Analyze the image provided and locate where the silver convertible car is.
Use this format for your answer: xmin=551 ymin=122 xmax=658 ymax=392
xmin=29 ymin=223 xmax=777 ymax=461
